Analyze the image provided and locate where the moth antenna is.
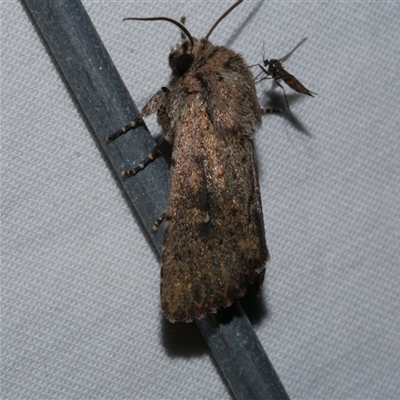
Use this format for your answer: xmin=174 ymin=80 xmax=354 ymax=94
xmin=205 ymin=0 xmax=243 ymax=40
xmin=280 ymin=37 xmax=308 ymax=63
xmin=123 ymin=16 xmax=195 ymax=50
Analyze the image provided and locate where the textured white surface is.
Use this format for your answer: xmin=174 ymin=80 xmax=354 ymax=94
xmin=2 ymin=1 xmax=400 ymax=399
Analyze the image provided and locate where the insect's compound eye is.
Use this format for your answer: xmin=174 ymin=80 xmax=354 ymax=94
xmin=176 ymin=53 xmax=194 ymax=75
xmin=263 ymin=59 xmax=270 ymax=67
xmin=170 ymin=53 xmax=194 ymax=76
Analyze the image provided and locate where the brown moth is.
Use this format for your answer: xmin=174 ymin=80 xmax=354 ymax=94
xmin=257 ymin=38 xmax=316 ymax=119
xmin=107 ymin=0 xmax=271 ymax=323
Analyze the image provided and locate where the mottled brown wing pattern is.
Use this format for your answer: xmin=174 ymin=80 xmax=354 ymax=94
xmin=160 ymin=47 xmax=269 ymax=322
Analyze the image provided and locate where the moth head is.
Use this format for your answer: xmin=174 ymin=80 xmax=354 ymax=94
xmin=123 ymin=1 xmax=243 ymax=77
xmin=123 ymin=16 xmax=195 ymax=77
xmin=169 ymin=40 xmax=195 ymax=77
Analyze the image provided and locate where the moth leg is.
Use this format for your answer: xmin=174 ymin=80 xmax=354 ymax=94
xmin=261 ymin=108 xmax=282 ymax=115
xmin=252 ymin=268 xmax=266 ymax=296
xmin=152 ymin=212 xmax=166 ymax=231
xmin=106 ymin=117 xmax=141 ymax=142
xmin=121 ymin=136 xmax=166 ymax=177
xmin=106 ymin=88 xmax=167 ymax=142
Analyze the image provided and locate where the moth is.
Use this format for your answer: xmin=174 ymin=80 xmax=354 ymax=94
xmin=256 ymin=38 xmax=316 ymax=119
xmin=107 ymin=0 xmax=272 ymax=323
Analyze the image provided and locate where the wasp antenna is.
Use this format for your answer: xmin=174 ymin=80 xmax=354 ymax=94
xmin=124 ymin=16 xmax=195 ymax=50
xmin=205 ymin=0 xmax=243 ymax=40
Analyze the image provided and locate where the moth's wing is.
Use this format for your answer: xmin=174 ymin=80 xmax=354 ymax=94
xmin=160 ymin=95 xmax=268 ymax=323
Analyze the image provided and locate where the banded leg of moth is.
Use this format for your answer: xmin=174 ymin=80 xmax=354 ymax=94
xmin=105 ymin=116 xmax=142 ymax=142
xmin=106 ymin=87 xmax=171 ymax=229
xmin=121 ymin=136 xmax=166 ymax=177
xmin=106 ymin=87 xmax=170 ymax=177
xmin=106 ymin=87 xmax=168 ymax=142
xmin=261 ymin=107 xmax=282 ymax=115
xmin=152 ymin=212 xmax=166 ymax=232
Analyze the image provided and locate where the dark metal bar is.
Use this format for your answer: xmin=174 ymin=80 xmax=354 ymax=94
xmin=22 ymin=0 xmax=290 ymax=398
xmin=197 ymin=301 xmax=289 ymax=399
